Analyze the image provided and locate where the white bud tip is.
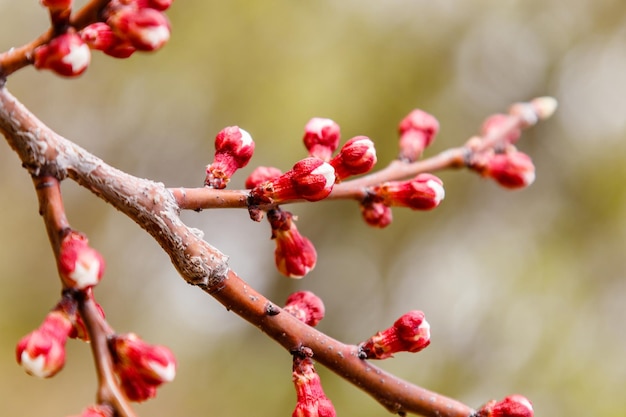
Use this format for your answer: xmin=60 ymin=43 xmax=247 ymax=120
xmin=149 ymin=360 xmax=176 ymax=382
xmin=312 ymin=162 xmax=336 ymax=188
xmin=531 ymin=96 xmax=558 ymax=120
xmin=306 ymin=118 xmax=336 ymax=136
xmin=139 ymin=26 xmax=170 ymax=49
xmin=238 ymin=128 xmax=254 ymax=147
xmin=426 ymin=179 xmax=445 ymax=204
xmin=21 ymin=352 xmax=49 ymax=378
xmin=69 ymin=256 xmax=101 ymax=289
xmin=62 ymin=43 xmax=91 ymax=73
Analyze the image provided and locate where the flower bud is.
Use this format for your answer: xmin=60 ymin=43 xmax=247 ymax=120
xmin=482 ymin=151 xmax=535 ymax=189
xmin=16 ymin=311 xmax=73 ymax=378
xmin=481 ymin=114 xmax=521 ymax=145
xmin=107 ymin=6 xmax=171 ymax=51
xmin=205 ymin=126 xmax=255 ymax=188
xmin=292 ymin=356 xmax=336 ymax=417
xmin=359 ymin=200 xmax=393 ymax=228
xmin=251 ymin=157 xmax=335 ymax=203
xmin=475 ymin=395 xmax=534 ymax=417
xmin=373 ymin=173 xmax=444 ymax=210
xmin=70 ymin=404 xmax=114 ymax=417
xmin=245 ymin=166 xmax=283 ymax=189
xmin=40 ymin=0 xmax=72 ymax=12
xmin=330 ymin=136 xmax=377 ymax=181
xmin=34 ymin=32 xmax=91 ymax=77
xmin=117 ymin=364 xmax=159 ymax=402
xmin=303 ymin=118 xmax=341 ymax=161
xmin=398 ymin=109 xmax=439 ymax=162
xmin=268 ymin=209 xmax=317 ymax=278
xmin=359 ymin=310 xmax=430 ymax=359
xmin=112 ymin=333 xmax=177 ymax=385
xmin=58 ymin=231 xmax=105 ymax=290
xmin=284 ymin=291 xmax=325 ymax=326
xmin=80 ymin=23 xmax=116 ymax=51
xmin=136 ymin=0 xmax=173 ymax=11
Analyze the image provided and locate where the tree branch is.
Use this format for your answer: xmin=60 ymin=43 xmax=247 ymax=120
xmin=1 ymin=85 xmax=476 ymax=416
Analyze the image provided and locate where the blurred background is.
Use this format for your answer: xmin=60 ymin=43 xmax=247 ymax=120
xmin=1 ymin=0 xmax=625 ymax=416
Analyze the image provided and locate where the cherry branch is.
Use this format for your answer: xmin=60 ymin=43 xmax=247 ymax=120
xmin=0 ymin=84 xmax=480 ymax=416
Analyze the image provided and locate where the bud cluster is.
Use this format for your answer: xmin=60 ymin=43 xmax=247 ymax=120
xmin=205 ymin=126 xmax=256 ymax=188
xmin=359 ymin=310 xmax=431 ymax=359
xmin=110 ymin=333 xmax=177 ymax=402
xmin=34 ymin=0 xmax=174 ymax=77
xmin=472 ymin=113 xmax=535 ymax=189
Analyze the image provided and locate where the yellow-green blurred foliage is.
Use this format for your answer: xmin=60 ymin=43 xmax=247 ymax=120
xmin=1 ymin=0 xmax=625 ymax=416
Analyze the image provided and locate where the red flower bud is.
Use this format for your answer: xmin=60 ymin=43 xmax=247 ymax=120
xmin=330 ymin=136 xmax=377 ymax=181
xmin=303 ymin=118 xmax=341 ymax=161
xmin=16 ymin=311 xmax=73 ymax=378
xmin=117 ymin=364 xmax=159 ymax=402
xmin=112 ymin=333 xmax=177 ymax=385
xmin=482 ymin=151 xmax=535 ymax=189
xmin=481 ymin=114 xmax=521 ymax=145
xmin=251 ymin=157 xmax=335 ymax=203
xmin=373 ymin=173 xmax=444 ymax=210
xmin=359 ymin=200 xmax=393 ymax=228
xmin=292 ymin=356 xmax=336 ymax=417
xmin=135 ymin=0 xmax=173 ymax=11
xmin=34 ymin=32 xmax=91 ymax=77
xmin=205 ymin=126 xmax=255 ymax=188
xmin=70 ymin=405 xmax=114 ymax=417
xmin=107 ymin=6 xmax=170 ymax=51
xmin=269 ymin=209 xmax=317 ymax=278
xmin=40 ymin=0 xmax=72 ymax=12
xmin=245 ymin=166 xmax=283 ymax=189
xmin=359 ymin=310 xmax=430 ymax=359
xmin=284 ymin=291 xmax=325 ymax=326
xmin=58 ymin=231 xmax=105 ymax=290
xmin=476 ymin=395 xmax=534 ymax=417
xmin=398 ymin=109 xmax=439 ymax=162
xmin=80 ymin=23 xmax=116 ymax=51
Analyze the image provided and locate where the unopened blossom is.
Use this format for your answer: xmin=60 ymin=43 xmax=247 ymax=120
xmin=58 ymin=231 xmax=105 ymax=290
xmin=250 ymin=157 xmax=335 ymax=204
xmin=205 ymin=126 xmax=255 ymax=188
xmin=34 ymin=32 xmax=91 ymax=77
xmin=475 ymin=395 xmax=534 ymax=417
xmin=112 ymin=333 xmax=177 ymax=385
xmin=398 ymin=109 xmax=439 ymax=162
xmin=40 ymin=0 xmax=72 ymax=12
xmin=16 ymin=311 xmax=73 ymax=378
xmin=245 ymin=166 xmax=283 ymax=189
xmin=359 ymin=310 xmax=430 ymax=359
xmin=303 ymin=118 xmax=341 ymax=161
xmin=330 ymin=136 xmax=377 ymax=181
xmin=481 ymin=114 xmax=521 ymax=145
xmin=107 ymin=5 xmax=171 ymax=51
xmin=136 ymin=0 xmax=173 ymax=11
xmin=482 ymin=151 xmax=535 ymax=189
xmin=292 ymin=356 xmax=336 ymax=417
xmin=268 ymin=209 xmax=317 ymax=278
xmin=284 ymin=291 xmax=325 ymax=326
xmin=359 ymin=200 xmax=392 ymax=228
xmin=373 ymin=173 xmax=445 ymax=210
xmin=70 ymin=404 xmax=114 ymax=417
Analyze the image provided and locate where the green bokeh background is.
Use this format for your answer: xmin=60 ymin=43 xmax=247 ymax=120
xmin=1 ymin=1 xmax=625 ymax=416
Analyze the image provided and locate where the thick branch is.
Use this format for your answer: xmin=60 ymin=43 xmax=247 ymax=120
xmin=1 ymin=85 xmax=475 ymax=416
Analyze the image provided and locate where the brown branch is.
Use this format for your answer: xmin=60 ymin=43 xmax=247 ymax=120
xmin=1 ymin=85 xmax=477 ymax=416
xmin=78 ymin=290 xmax=137 ymax=417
